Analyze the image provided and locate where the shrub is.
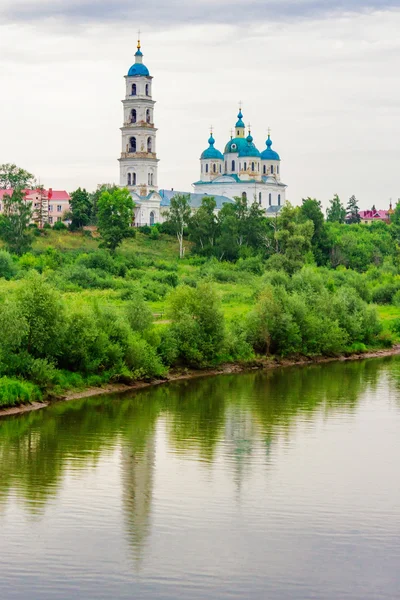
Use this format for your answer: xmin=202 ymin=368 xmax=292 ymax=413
xmin=125 ymin=295 xmax=154 ymax=333
xmin=372 ymin=283 xmax=399 ymax=305
xmin=53 ymin=221 xmax=68 ymax=231
xmin=0 ymin=377 xmax=42 ymax=408
xmin=236 ymin=256 xmax=264 ymax=275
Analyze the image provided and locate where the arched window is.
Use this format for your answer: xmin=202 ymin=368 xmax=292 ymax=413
xmin=231 ymin=160 xmax=235 ymax=172
xmin=259 ymin=192 xmax=262 ymax=205
xmin=225 ymin=161 xmax=227 ymax=172
xmin=150 ymin=211 xmax=155 ymax=226
xmin=219 ymin=165 xmax=222 ymax=173
xmin=127 ymin=173 xmax=131 ymax=186
xmin=213 ymin=164 xmax=216 ymax=173
xmin=129 ymin=137 xmax=136 ymax=152
xmin=148 ymin=173 xmax=151 ymax=185
xmin=269 ymin=193 xmax=272 ymax=206
xmin=271 ymin=165 xmax=274 ymax=174
xmin=132 ymin=84 xmax=137 ymax=96
xmin=242 ymin=191 xmax=247 ymax=200
xmin=206 ymin=164 xmax=209 ymax=173
xmin=147 ymin=137 xmax=152 ymax=152
xmin=146 ymin=109 xmax=151 ymax=123
xmin=145 ymin=84 xmax=149 ymax=96
xmin=251 ymin=162 xmax=255 ymax=172
xmin=130 ymin=109 xmax=137 ymax=123
xmin=278 ymin=194 xmax=281 ymax=206
xmin=263 ymin=165 xmax=266 ymax=175
xmin=201 ymin=164 xmax=203 ymax=173
xmin=132 ymin=173 xmax=136 ymax=184
xmin=244 ymin=162 xmax=247 ymax=171
xmin=151 ymin=173 xmax=154 ymax=185
xmin=257 ymin=163 xmax=260 ymax=171
xmin=277 ymin=165 xmax=280 ymax=174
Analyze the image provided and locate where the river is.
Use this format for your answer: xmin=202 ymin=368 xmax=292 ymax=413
xmin=0 ymin=358 xmax=400 ymax=599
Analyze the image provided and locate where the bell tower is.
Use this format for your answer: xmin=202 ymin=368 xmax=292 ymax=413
xmin=119 ymin=36 xmax=159 ymax=196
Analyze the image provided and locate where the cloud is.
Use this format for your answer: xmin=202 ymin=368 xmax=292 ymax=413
xmin=1 ymin=0 xmax=400 ymax=26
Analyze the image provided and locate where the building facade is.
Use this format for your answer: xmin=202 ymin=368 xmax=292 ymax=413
xmin=193 ymin=110 xmax=287 ymax=215
xmin=118 ymin=38 xmax=163 ymax=226
xmin=0 ymin=188 xmax=70 ymax=225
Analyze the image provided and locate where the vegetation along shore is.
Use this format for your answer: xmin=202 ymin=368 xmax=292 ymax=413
xmin=1 ymin=168 xmax=400 ymax=412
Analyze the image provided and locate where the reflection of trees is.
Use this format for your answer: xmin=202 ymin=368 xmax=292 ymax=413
xmin=0 ymin=357 xmax=390 ymax=555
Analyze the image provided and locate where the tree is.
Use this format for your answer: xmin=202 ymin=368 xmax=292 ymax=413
xmin=346 ymin=195 xmax=361 ymax=224
xmin=188 ymin=196 xmax=219 ymax=255
xmin=0 ymin=164 xmax=35 ymax=190
xmin=69 ymin=187 xmax=92 ymax=230
xmin=0 ymin=189 xmax=34 ymax=255
xmin=97 ymin=187 xmax=135 ymax=251
xmin=89 ymin=184 xmax=118 ymax=224
xmin=299 ymin=197 xmax=329 ymax=265
xmin=165 ymin=194 xmax=191 ymax=258
xmin=326 ymin=194 xmax=346 ymax=224
xmin=32 ymin=186 xmax=48 ymax=229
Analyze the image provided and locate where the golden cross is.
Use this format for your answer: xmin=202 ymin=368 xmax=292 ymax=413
xmin=137 ymin=28 xmax=141 ymax=49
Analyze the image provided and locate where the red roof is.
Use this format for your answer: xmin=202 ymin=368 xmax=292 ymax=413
xmin=0 ymin=189 xmax=70 ymax=201
xmin=359 ymin=210 xmax=388 ymax=220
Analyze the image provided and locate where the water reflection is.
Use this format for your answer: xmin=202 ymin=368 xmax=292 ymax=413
xmin=0 ymin=358 xmax=395 ymax=563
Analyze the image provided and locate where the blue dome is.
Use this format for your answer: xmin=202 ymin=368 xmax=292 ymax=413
xmin=235 ymin=109 xmax=245 ymax=129
xmin=224 ymin=137 xmax=248 ymax=154
xmin=261 ymin=136 xmax=280 ymax=161
xmin=128 ymin=63 xmax=150 ymax=77
xmin=201 ymin=133 xmax=224 ymax=160
xmin=238 ymin=134 xmax=261 ymax=157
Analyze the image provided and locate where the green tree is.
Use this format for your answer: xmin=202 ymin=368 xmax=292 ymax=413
xmin=326 ymin=194 xmax=346 ymax=224
xmin=299 ymin=197 xmax=329 ymax=265
xmin=164 ymin=194 xmax=191 ymax=258
xmin=97 ymin=187 xmax=135 ymax=251
xmin=346 ymin=195 xmax=361 ymax=224
xmin=68 ymin=188 xmax=92 ymax=230
xmin=189 ymin=196 xmax=219 ymax=255
xmin=0 ymin=189 xmax=34 ymax=255
xmin=89 ymin=184 xmax=118 ymax=224
xmin=0 ymin=163 xmax=35 ymax=190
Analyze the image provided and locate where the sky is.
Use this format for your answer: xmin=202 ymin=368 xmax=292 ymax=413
xmin=1 ymin=0 xmax=400 ymax=210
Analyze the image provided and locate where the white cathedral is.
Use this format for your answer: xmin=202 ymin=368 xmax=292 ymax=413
xmin=119 ymin=40 xmax=287 ymax=226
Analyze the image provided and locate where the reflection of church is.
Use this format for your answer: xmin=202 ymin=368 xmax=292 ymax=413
xmin=120 ymin=429 xmax=156 ymax=561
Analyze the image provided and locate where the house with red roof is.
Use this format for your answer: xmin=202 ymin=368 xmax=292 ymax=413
xmin=359 ymin=204 xmax=394 ymax=225
xmin=0 ymin=188 xmax=71 ymax=226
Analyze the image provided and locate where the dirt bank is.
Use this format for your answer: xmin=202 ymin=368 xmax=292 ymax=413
xmin=1 ymin=345 xmax=400 ymax=420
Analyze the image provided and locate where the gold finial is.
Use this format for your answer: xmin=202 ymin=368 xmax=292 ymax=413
xmin=248 ymin=122 xmax=251 ymax=133
xmin=137 ymin=28 xmax=141 ymax=50
xmin=210 ymin=125 xmax=213 ymax=135
xmin=230 ymin=129 xmax=233 ymax=139
xmin=268 ymin=126 xmax=271 ymax=137
xmin=239 ymin=100 xmax=242 ymax=111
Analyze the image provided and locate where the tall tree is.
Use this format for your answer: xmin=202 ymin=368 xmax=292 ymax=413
xmin=165 ymin=194 xmax=191 ymax=258
xmin=0 ymin=189 xmax=34 ymax=255
xmin=69 ymin=188 xmax=92 ymax=230
xmin=0 ymin=164 xmax=35 ymax=190
xmin=97 ymin=187 xmax=135 ymax=251
xmin=346 ymin=195 xmax=361 ymax=224
xmin=89 ymin=184 xmax=118 ymax=224
xmin=326 ymin=194 xmax=346 ymax=224
xmin=189 ymin=196 xmax=219 ymax=255
xmin=299 ymin=197 xmax=329 ymax=265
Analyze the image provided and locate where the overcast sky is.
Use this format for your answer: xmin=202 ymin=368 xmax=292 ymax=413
xmin=1 ymin=0 xmax=400 ymax=209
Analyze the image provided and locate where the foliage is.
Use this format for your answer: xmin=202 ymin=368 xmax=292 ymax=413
xmin=164 ymin=193 xmax=191 ymax=258
xmin=0 ymin=189 xmax=34 ymax=255
xmin=69 ymin=188 xmax=92 ymax=230
xmin=326 ymin=194 xmax=346 ymax=224
xmin=97 ymin=187 xmax=135 ymax=251
xmin=0 ymin=163 xmax=35 ymax=190
xmin=0 ymin=377 xmax=42 ymax=408
xmin=346 ymin=195 xmax=361 ymax=224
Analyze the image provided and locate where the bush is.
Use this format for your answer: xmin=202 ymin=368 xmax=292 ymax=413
xmin=0 ymin=377 xmax=42 ymax=408
xmin=53 ymin=221 xmax=68 ymax=231
xmin=372 ymin=283 xmax=399 ymax=305
xmin=167 ymin=283 xmax=226 ymax=367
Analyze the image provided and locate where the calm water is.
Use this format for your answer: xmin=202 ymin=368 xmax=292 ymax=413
xmin=1 ymin=359 xmax=400 ymax=599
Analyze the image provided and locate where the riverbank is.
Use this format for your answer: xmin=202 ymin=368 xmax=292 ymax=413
xmin=2 ymin=345 xmax=400 ymax=419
